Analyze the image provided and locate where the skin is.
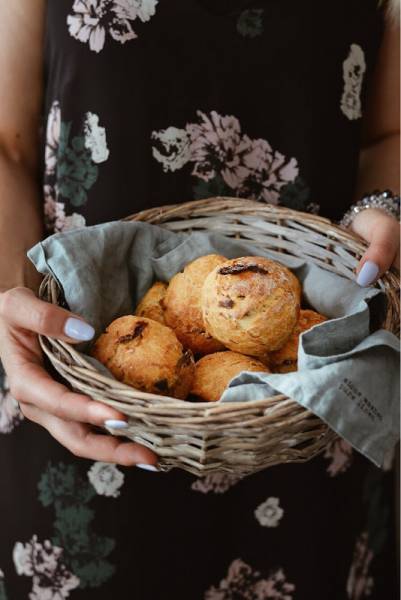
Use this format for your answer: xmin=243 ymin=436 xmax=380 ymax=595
xmin=0 ymin=2 xmax=399 ymax=466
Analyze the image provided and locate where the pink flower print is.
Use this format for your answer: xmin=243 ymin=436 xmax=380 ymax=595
xmin=44 ymin=185 xmax=86 ymax=233
xmin=13 ymin=536 xmax=79 ymax=599
xmin=191 ymin=472 xmax=242 ymax=494
xmin=240 ymin=139 xmax=298 ymax=203
xmin=67 ymin=0 xmax=111 ymax=53
xmin=205 ymin=559 xmax=295 ymax=600
xmin=346 ymin=532 xmax=374 ymax=600
xmin=324 ymin=438 xmax=353 ymax=477
xmin=0 ymin=372 xmax=23 ymax=434
xmin=187 ymin=111 xmax=249 ymax=185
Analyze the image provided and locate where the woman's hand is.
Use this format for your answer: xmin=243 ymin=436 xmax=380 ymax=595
xmin=0 ymin=287 xmax=158 ymax=469
xmin=352 ymin=208 xmax=400 ymax=286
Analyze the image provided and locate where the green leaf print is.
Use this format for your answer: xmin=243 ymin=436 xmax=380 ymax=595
xmin=38 ymin=462 xmax=116 ymax=589
xmin=71 ymin=558 xmax=116 ymax=589
xmin=56 ymin=121 xmax=99 ymax=206
xmin=237 ymin=9 xmax=264 ymax=38
xmin=193 ymin=174 xmax=233 ymax=200
xmin=38 ymin=462 xmax=96 ymax=507
xmin=278 ymin=176 xmax=312 ymax=211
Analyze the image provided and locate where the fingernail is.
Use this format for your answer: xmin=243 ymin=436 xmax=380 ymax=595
xmin=64 ymin=317 xmax=95 ymax=341
xmin=136 ymin=464 xmax=159 ymax=472
xmin=104 ymin=419 xmax=128 ymax=429
xmin=356 ymin=260 xmax=380 ymax=287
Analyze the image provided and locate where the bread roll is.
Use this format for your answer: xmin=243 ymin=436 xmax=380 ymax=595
xmin=202 ymin=256 xmax=301 ymax=357
xmin=135 ymin=281 xmax=167 ymax=325
xmin=164 ymin=254 xmax=227 ymax=355
xmin=92 ymin=316 xmax=194 ymax=399
xmin=191 ymin=351 xmax=270 ymax=402
xmin=269 ymin=309 xmax=327 ymax=373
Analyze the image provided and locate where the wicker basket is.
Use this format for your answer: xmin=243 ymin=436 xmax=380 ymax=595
xmin=39 ymin=198 xmax=400 ymax=477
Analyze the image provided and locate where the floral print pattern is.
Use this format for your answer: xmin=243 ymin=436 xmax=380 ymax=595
xmin=191 ymin=473 xmax=242 ymax=494
xmin=44 ymin=101 xmax=109 ymax=232
xmin=237 ymin=9 xmax=264 ymax=38
xmin=152 ymin=111 xmax=300 ymax=206
xmin=346 ymin=532 xmax=374 ymax=599
xmin=37 ymin=462 xmax=117 ymax=589
xmin=13 ymin=536 xmax=79 ymax=600
xmin=341 ymin=44 xmax=366 ymax=120
xmin=204 ymin=559 xmax=295 ymax=600
xmin=0 ymin=366 xmax=23 ymax=435
xmin=88 ymin=462 xmax=125 ymax=497
xmin=67 ymin=0 xmax=158 ymax=53
xmin=324 ymin=438 xmax=354 ymax=477
xmin=254 ymin=497 xmax=284 ymax=528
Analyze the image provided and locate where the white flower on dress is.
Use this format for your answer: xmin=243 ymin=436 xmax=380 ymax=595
xmin=0 ymin=373 xmax=23 ymax=434
xmin=191 ymin=472 xmax=242 ymax=494
xmin=67 ymin=0 xmax=158 ymax=52
xmin=113 ymin=0 xmax=158 ymax=22
xmin=341 ymin=44 xmax=366 ymax=121
xmin=88 ymin=462 xmax=125 ymax=497
xmin=205 ymin=559 xmax=295 ymax=600
xmin=67 ymin=0 xmax=110 ymax=53
xmin=324 ymin=438 xmax=353 ymax=477
xmin=346 ymin=532 xmax=374 ymax=600
xmin=84 ymin=112 xmax=110 ymax=163
xmin=254 ymin=496 xmax=284 ymax=528
xmin=45 ymin=101 xmax=61 ymax=175
xmin=13 ymin=536 xmax=79 ymax=599
xmin=44 ymin=186 xmax=86 ymax=233
xmin=151 ymin=127 xmax=191 ymax=173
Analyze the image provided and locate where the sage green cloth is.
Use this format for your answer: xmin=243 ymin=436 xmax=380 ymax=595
xmin=28 ymin=221 xmax=400 ymax=468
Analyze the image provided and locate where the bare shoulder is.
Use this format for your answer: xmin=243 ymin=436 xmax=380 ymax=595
xmin=0 ymin=1 xmax=46 ymax=167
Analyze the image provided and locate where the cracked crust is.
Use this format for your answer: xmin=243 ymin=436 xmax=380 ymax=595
xmin=164 ymin=254 xmax=227 ymax=355
xmin=201 ymin=256 xmax=301 ymax=357
xmin=91 ymin=315 xmax=195 ymax=399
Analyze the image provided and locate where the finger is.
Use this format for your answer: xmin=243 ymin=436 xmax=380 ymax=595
xmin=9 ymin=361 xmax=129 ymax=428
xmin=0 ymin=287 xmax=95 ymax=343
xmin=26 ymin=404 xmax=158 ymax=467
xmin=355 ymin=219 xmax=400 ymax=286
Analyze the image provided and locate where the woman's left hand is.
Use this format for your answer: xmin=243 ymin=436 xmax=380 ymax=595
xmin=351 ymin=208 xmax=400 ymax=287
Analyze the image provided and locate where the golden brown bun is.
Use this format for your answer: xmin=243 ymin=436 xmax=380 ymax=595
xmin=135 ymin=281 xmax=167 ymax=325
xmin=201 ymin=256 xmax=301 ymax=357
xmin=92 ymin=316 xmax=194 ymax=399
xmin=164 ymin=254 xmax=227 ymax=355
xmin=269 ymin=309 xmax=327 ymax=373
xmin=191 ymin=351 xmax=270 ymax=402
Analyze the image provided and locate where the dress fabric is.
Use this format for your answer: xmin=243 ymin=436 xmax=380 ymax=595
xmin=0 ymin=1 xmax=399 ymax=599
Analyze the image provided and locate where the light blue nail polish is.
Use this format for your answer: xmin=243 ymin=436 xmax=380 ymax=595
xmin=136 ymin=464 xmax=159 ymax=472
xmin=64 ymin=317 xmax=95 ymax=341
xmin=356 ymin=261 xmax=380 ymax=287
xmin=104 ymin=419 xmax=129 ymax=430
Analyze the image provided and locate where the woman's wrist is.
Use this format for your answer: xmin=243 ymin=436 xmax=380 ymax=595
xmin=340 ymin=190 xmax=400 ymax=229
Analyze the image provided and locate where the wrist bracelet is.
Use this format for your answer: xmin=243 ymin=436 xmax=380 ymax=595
xmin=340 ymin=190 xmax=400 ymax=229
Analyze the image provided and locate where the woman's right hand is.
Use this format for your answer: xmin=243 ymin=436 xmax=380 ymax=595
xmin=0 ymin=287 xmax=158 ymax=469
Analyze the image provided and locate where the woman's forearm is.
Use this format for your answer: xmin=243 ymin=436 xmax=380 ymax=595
xmin=0 ymin=149 xmax=43 ymax=292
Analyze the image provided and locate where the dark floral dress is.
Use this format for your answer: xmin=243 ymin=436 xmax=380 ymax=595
xmin=0 ymin=1 xmax=398 ymax=599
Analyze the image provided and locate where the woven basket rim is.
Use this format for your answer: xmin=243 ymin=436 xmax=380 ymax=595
xmin=39 ymin=197 xmax=400 ymax=411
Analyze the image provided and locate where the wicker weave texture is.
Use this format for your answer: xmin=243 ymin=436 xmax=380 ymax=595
xmin=39 ymin=198 xmax=400 ymax=476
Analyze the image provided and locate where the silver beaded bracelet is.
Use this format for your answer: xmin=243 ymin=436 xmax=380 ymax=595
xmin=340 ymin=190 xmax=400 ymax=229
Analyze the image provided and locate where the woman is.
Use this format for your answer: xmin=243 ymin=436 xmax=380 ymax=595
xmin=0 ymin=1 xmax=399 ymax=598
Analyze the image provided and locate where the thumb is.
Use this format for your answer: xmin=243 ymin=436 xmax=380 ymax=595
xmin=355 ymin=216 xmax=400 ymax=287
xmin=0 ymin=287 xmax=95 ymax=343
